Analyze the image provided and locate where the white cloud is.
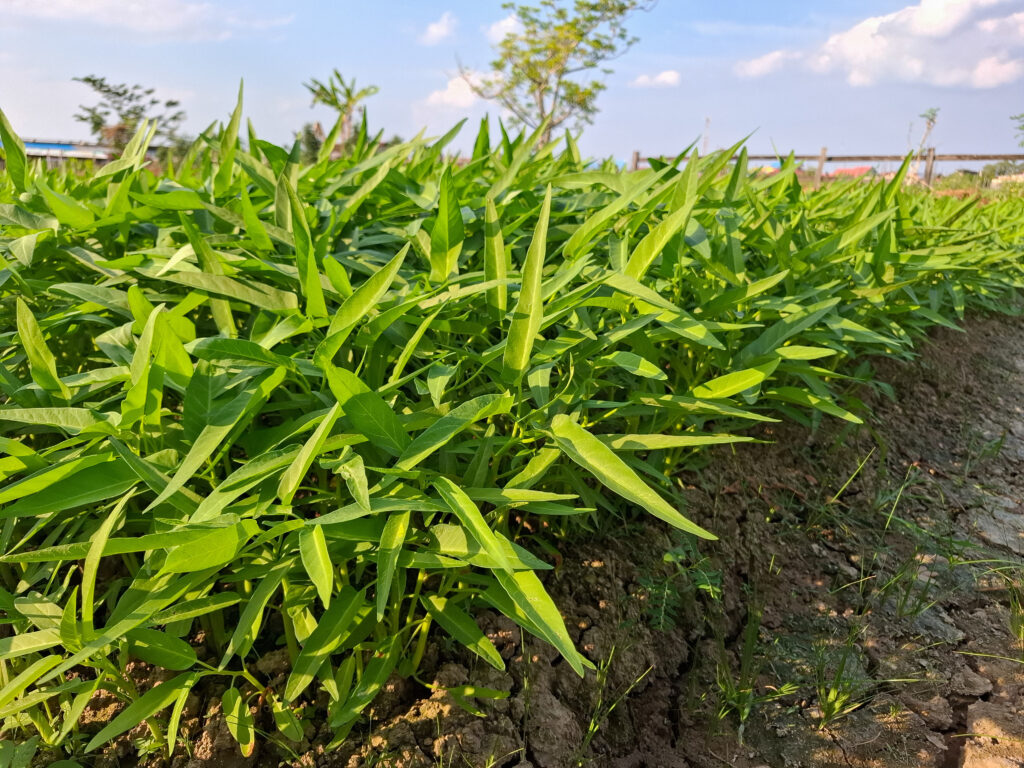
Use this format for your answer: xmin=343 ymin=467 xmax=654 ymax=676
xmin=414 ymin=71 xmax=498 ymax=138
xmin=630 ymin=70 xmax=681 ymax=88
xmin=971 ymin=53 xmax=1024 ymax=84
xmin=419 ymin=11 xmax=456 ymax=45
xmin=735 ymin=0 xmax=1024 ymax=89
xmin=978 ymin=9 xmax=1024 ymax=34
xmin=485 ymin=13 xmax=522 ymax=43
xmin=0 ymin=0 xmax=292 ymax=40
xmin=735 ymin=51 xmax=799 ymax=78
xmin=425 ymin=74 xmax=481 ymax=109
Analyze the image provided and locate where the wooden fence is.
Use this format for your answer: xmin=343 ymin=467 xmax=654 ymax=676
xmin=628 ymin=148 xmax=1024 ymax=186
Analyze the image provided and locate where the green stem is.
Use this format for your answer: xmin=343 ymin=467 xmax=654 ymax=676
xmin=280 ymin=594 xmax=300 ymax=661
xmin=408 ymin=616 xmax=433 ymax=676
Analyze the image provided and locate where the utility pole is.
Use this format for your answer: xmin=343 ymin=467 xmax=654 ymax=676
xmin=702 ymin=117 xmax=710 ymax=155
xmin=924 ymin=147 xmax=936 ymax=185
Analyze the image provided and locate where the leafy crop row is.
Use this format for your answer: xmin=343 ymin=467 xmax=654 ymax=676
xmin=0 ymin=93 xmax=1022 ymax=760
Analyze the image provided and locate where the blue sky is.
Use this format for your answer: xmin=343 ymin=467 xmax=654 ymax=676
xmin=1 ymin=0 xmax=1022 ymax=169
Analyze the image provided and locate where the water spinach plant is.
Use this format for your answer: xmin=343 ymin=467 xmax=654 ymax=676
xmin=0 ymin=95 xmax=1022 ymax=760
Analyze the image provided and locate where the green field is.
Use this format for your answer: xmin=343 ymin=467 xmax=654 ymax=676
xmin=1 ymin=96 xmax=1023 ymax=763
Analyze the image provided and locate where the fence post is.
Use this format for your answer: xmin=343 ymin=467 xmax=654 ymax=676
xmin=814 ymin=146 xmax=827 ymax=188
xmin=630 ymin=150 xmax=640 ymax=172
xmin=924 ymin=147 xmax=936 ymax=186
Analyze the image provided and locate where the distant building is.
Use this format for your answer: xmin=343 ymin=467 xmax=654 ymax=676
xmin=0 ymin=138 xmax=159 ymax=169
xmin=24 ymin=139 xmax=111 ymax=167
xmin=829 ymin=165 xmax=874 ymax=178
xmin=992 ymin=172 xmax=1024 ymax=189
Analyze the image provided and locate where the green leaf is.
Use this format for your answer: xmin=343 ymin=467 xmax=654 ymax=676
xmin=376 ymin=510 xmax=410 ymax=620
xmin=0 ymin=630 xmax=61 ymax=661
xmin=492 ymin=568 xmax=588 ymax=676
xmin=40 ymin=572 xmax=202 ymax=684
xmin=564 ymin=166 xmax=670 ymax=258
xmin=285 ymin=178 xmax=328 ymax=318
xmin=148 ymin=267 xmax=298 ymax=311
xmin=221 ymin=688 xmax=255 ymax=757
xmin=598 ymin=433 xmax=754 ymax=451
xmin=35 ymin=179 xmax=95 ymax=229
xmin=240 ymin=185 xmax=274 ymax=250
xmin=9 ymin=232 xmax=40 ymax=268
xmin=0 ymin=106 xmax=28 ymax=192
xmin=126 ymin=628 xmax=198 ymax=670
xmin=502 ymin=185 xmax=551 ymax=383
xmin=0 ymin=655 xmax=63 ymax=710
xmin=96 ymin=119 xmax=155 ymax=179
xmin=320 ymin=244 xmax=408 ymax=355
xmin=421 ymin=595 xmax=504 ymax=671
xmin=14 ymin=595 xmax=62 ymax=631
xmin=337 ymin=160 xmax=393 ymax=224
xmin=776 ymin=345 xmax=837 ymax=361
xmin=166 ymin=677 xmax=192 ymax=758
xmin=83 ymin=494 xmax=130 ymax=633
xmin=284 ymin=587 xmax=363 ymax=702
xmin=109 ymin=439 xmax=199 ymax=515
xmin=279 ymin=404 xmax=342 ymax=505
xmin=426 ymin=363 xmax=458 ymax=408
xmin=483 ymin=199 xmax=508 ymax=317
xmin=300 ymin=525 xmax=334 ymax=609
xmin=550 ymin=414 xmax=714 ymax=540
xmin=86 ymin=673 xmax=194 ymax=751
xmin=214 ymin=81 xmax=243 ymax=197
xmin=396 ymin=393 xmax=513 ymax=471
xmin=146 ymin=367 xmax=286 ymax=511
xmin=151 ymin=593 xmax=242 ymax=625
xmin=333 ymin=452 xmax=370 ymax=513
xmin=0 ymin=460 xmax=137 ymax=521
xmin=220 ymin=562 xmax=289 ymax=666
xmin=271 ymin=696 xmax=304 ymax=741
xmin=765 ymin=386 xmax=863 ymax=424
xmin=0 ymin=408 xmax=118 ymax=435
xmin=433 ymin=477 xmax=514 ymax=573
xmin=176 ymin=218 xmax=234 ymax=337
xmin=624 ymin=193 xmax=697 ymax=281
xmin=343 ymin=391 xmax=410 ymax=457
xmin=130 ymin=189 xmax=205 ymax=210
xmin=162 ymin=522 xmax=255 ymax=574
xmin=16 ymin=298 xmax=70 ymax=400
xmin=690 ymin=361 xmax=778 ymax=400
xmin=189 ymin=337 xmax=294 ymax=371
xmin=737 ymin=298 xmax=840 ymax=363
xmin=329 ymin=638 xmax=398 ymax=727
xmin=597 ymin=351 xmax=666 ymax=380
xmin=429 ymin=166 xmax=464 ymax=282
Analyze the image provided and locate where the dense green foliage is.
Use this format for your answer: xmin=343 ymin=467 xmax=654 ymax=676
xmin=1 ymin=94 xmax=1022 ymax=760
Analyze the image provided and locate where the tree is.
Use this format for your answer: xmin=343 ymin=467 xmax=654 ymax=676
xmin=911 ymin=107 xmax=939 ymax=178
xmin=298 ymin=122 xmax=324 ymax=164
xmin=981 ymin=159 xmax=1024 ymax=185
xmin=73 ymin=76 xmax=186 ymax=151
xmin=304 ymin=70 xmax=379 ymax=152
xmin=917 ymin=108 xmax=939 ymax=149
xmin=1012 ymin=112 xmax=1024 ymax=147
xmin=462 ymin=0 xmax=655 ymax=144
